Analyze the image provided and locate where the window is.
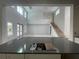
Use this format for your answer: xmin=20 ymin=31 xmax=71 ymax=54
xmin=17 ymin=6 xmax=23 ymax=15
xmin=7 ymin=22 xmax=13 ymax=36
xmin=55 ymin=8 xmax=60 ymax=16
xmin=17 ymin=24 xmax=20 ymax=36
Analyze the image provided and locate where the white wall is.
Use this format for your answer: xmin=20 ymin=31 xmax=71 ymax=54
xmin=54 ymin=7 xmax=65 ymax=32
xmin=64 ymin=6 xmax=73 ymax=41
xmin=27 ymin=11 xmax=52 ymax=24
xmin=2 ymin=6 xmax=27 ymax=44
xmin=27 ymin=24 xmax=50 ymax=35
xmin=64 ymin=7 xmax=71 ymax=38
xmin=26 ymin=11 xmax=53 ymax=36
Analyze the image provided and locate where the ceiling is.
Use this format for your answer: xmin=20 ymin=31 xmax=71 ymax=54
xmin=24 ymin=6 xmax=58 ymax=13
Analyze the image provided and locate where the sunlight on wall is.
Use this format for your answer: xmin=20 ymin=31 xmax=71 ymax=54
xmin=7 ymin=22 xmax=13 ymax=36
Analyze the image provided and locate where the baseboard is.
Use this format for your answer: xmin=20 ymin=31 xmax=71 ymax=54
xmin=23 ymin=35 xmax=53 ymax=37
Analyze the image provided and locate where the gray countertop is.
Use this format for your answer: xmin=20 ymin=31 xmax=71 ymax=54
xmin=0 ymin=37 xmax=79 ymax=53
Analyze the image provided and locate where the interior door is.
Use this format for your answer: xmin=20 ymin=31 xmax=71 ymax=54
xmin=17 ymin=24 xmax=23 ymax=39
xmin=19 ymin=24 xmax=23 ymax=39
xmin=17 ymin=24 xmax=20 ymax=39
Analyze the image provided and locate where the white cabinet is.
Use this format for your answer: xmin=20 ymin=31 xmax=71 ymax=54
xmin=0 ymin=54 xmax=6 ymax=59
xmin=6 ymin=54 xmax=24 ymax=59
xmin=25 ymin=54 xmax=61 ymax=59
xmin=0 ymin=54 xmax=61 ymax=59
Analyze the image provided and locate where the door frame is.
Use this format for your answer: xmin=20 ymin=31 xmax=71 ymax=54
xmin=17 ymin=23 xmax=24 ymax=39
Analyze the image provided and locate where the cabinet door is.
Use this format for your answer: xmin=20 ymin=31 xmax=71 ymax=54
xmin=25 ymin=54 xmax=61 ymax=59
xmin=0 ymin=54 xmax=6 ymax=59
xmin=6 ymin=54 xmax=24 ymax=59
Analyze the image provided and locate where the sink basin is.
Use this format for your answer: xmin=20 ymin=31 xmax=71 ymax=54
xmin=30 ymin=43 xmax=46 ymax=50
